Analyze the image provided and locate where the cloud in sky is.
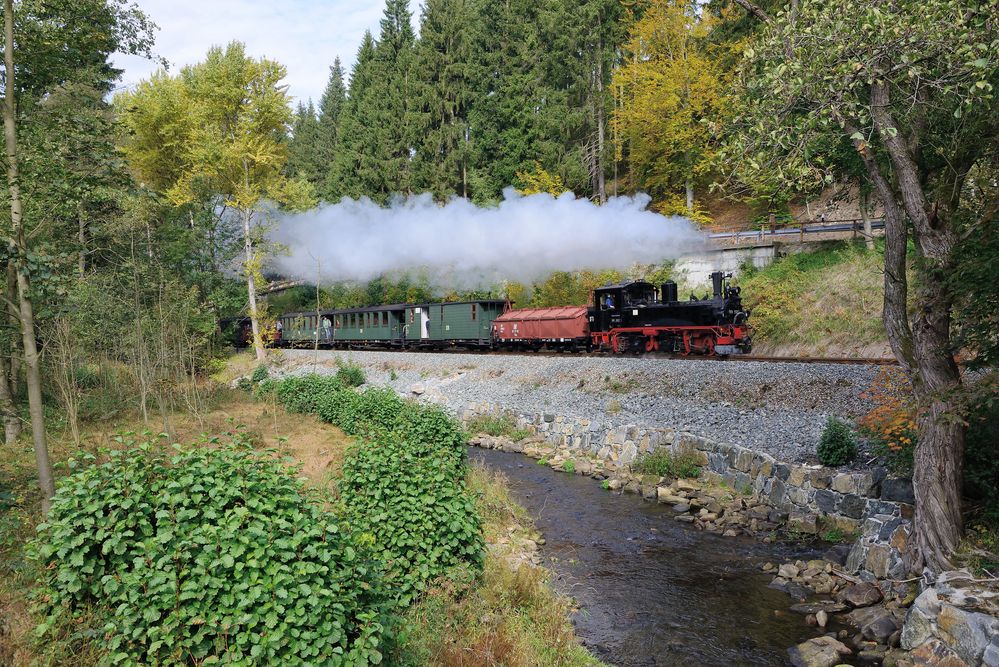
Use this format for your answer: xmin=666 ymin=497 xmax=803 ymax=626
xmin=112 ymin=0 xmax=421 ymax=105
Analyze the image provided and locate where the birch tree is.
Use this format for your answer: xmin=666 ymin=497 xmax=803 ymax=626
xmin=119 ymin=42 xmax=312 ymax=361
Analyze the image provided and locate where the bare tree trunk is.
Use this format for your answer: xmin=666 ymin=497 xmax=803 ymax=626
xmin=860 ymin=190 xmax=874 ymax=250
xmin=243 ymin=206 xmax=266 ymax=361
xmin=0 ymin=349 xmax=20 ymax=442
xmin=78 ymin=202 xmax=87 ymax=276
xmin=3 ymin=0 xmax=55 ymax=510
xmin=595 ymin=35 xmax=607 ymax=204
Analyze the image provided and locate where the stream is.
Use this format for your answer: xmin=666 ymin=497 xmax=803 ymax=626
xmin=469 ymin=447 xmax=826 ymax=667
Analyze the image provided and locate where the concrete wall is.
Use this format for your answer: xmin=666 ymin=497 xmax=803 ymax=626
xmin=675 ymin=244 xmax=775 ymax=286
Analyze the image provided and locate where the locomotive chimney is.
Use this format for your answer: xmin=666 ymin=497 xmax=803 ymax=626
xmin=711 ymin=272 xmax=723 ymax=300
xmin=661 ymin=281 xmax=678 ymax=303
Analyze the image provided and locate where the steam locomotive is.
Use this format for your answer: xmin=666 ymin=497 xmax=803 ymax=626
xmin=235 ymin=271 xmax=751 ymax=356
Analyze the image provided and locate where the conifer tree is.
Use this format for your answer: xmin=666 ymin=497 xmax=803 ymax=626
xmin=287 ymin=100 xmax=322 ymax=186
xmin=316 ymin=58 xmax=346 ymax=176
xmin=368 ymin=0 xmax=416 ymax=197
xmin=326 ymin=33 xmax=380 ymax=201
xmin=411 ymin=0 xmax=474 ymax=200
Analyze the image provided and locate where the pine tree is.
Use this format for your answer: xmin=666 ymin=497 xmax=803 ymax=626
xmin=287 ymin=100 xmax=322 ymax=186
xmin=316 ymin=58 xmax=346 ymax=178
xmin=411 ymin=0 xmax=474 ymax=200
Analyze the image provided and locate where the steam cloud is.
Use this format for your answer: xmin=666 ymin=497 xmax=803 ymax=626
xmin=269 ymin=189 xmax=705 ymax=287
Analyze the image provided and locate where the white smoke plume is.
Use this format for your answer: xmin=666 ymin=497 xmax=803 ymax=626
xmin=269 ymin=189 xmax=706 ymax=288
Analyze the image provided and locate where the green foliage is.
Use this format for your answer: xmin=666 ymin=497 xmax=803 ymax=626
xmin=250 ymin=364 xmax=270 ymax=383
xmin=270 ymin=376 xmax=484 ymax=607
xmin=631 ymin=449 xmax=702 ymax=479
xmin=336 ymin=361 xmax=367 ymax=388
xmin=30 ymin=436 xmax=387 ymax=665
xmin=817 ymin=418 xmax=858 ymax=466
xmin=964 ymin=389 xmax=999 ymax=522
xmin=822 ymin=527 xmax=848 ymax=544
xmin=465 ymin=412 xmax=531 ymax=441
xmin=562 ymin=460 xmax=576 ymax=474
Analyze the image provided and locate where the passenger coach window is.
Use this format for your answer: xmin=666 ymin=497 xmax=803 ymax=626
xmin=382 ymin=312 xmax=388 ymax=326
xmin=471 ymin=304 xmax=477 ymax=321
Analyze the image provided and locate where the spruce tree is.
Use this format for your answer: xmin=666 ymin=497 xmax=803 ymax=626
xmin=466 ymin=0 xmax=578 ymax=201
xmin=316 ymin=58 xmax=346 ymax=177
xmin=368 ymin=0 xmax=416 ymax=198
xmin=287 ymin=100 xmax=322 ymax=186
xmin=326 ymin=32 xmax=380 ymax=201
xmin=411 ymin=0 xmax=474 ymax=200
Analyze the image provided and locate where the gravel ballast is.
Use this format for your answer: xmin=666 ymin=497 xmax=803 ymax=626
xmin=274 ymin=349 xmax=883 ymax=464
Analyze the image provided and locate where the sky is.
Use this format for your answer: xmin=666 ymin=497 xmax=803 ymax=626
xmin=111 ymin=0 xmax=421 ymax=106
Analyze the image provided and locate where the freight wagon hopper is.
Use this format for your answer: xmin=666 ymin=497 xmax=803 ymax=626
xmin=492 ymin=306 xmax=590 ymax=351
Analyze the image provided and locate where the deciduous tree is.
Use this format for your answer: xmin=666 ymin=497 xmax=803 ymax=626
xmin=727 ymin=0 xmax=999 ymax=570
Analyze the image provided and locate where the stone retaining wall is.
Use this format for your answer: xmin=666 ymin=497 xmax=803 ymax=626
xmin=461 ymin=400 xmax=915 ymax=577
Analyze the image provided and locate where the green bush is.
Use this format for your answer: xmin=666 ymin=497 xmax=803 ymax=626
xmin=275 ymin=374 xmax=344 ymax=413
xmin=250 ymin=363 xmax=269 ymax=383
xmin=336 ymin=362 xmax=366 ymax=388
xmin=30 ymin=436 xmax=387 ymax=665
xmin=269 ymin=375 xmax=483 ymax=607
xmin=631 ymin=449 xmax=702 ymax=478
xmin=465 ymin=412 xmax=531 ymax=441
xmin=965 ymin=398 xmax=999 ymax=526
xmin=339 ymin=407 xmax=483 ymax=606
xmin=817 ymin=417 xmax=858 ymax=466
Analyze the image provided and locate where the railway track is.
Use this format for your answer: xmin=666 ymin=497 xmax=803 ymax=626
xmin=291 ymin=345 xmax=897 ymax=366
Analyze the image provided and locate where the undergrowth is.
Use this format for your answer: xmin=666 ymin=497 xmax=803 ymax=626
xmin=466 ymin=412 xmax=532 ymax=441
xmin=631 ymin=448 xmax=702 ymax=479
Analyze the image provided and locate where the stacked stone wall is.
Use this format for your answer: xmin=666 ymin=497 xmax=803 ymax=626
xmin=461 ymin=401 xmax=915 ymax=577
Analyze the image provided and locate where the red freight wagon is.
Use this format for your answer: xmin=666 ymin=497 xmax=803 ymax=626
xmin=492 ymin=306 xmax=590 ymax=350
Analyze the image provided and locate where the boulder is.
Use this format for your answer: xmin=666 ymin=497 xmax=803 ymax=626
xmin=787 ymin=636 xmax=853 ymax=667
xmin=881 ymin=477 xmax=916 ymax=504
xmin=788 ymin=511 xmax=820 ymax=534
xmin=410 ymin=383 xmax=426 ymax=395
xmin=837 ymin=583 xmax=884 ymax=608
xmin=908 ymin=638 xmax=971 ymax=667
xmin=789 ymin=601 xmax=849 ymax=615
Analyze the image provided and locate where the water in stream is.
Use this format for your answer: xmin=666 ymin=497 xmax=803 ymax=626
xmin=470 ymin=447 xmax=824 ymax=667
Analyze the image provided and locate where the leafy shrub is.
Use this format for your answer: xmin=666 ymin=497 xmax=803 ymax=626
xmin=202 ymin=357 xmax=227 ymax=377
xmin=275 ymin=374 xmax=343 ymax=413
xmin=562 ymin=460 xmax=575 ymax=474
xmin=30 ymin=436 xmax=387 ymax=665
xmin=251 ymin=363 xmax=269 ymax=383
xmin=817 ymin=417 xmax=858 ymax=466
xmin=72 ymin=364 xmax=101 ymax=389
xmin=631 ymin=448 xmax=702 ymax=478
xmin=269 ymin=376 xmax=484 ymax=608
xmin=336 ymin=361 xmax=366 ymax=387
xmin=339 ymin=405 xmax=483 ymax=606
xmin=964 ymin=389 xmax=999 ymax=526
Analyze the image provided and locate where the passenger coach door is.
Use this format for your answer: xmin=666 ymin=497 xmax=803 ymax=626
xmin=419 ymin=308 xmax=430 ymax=339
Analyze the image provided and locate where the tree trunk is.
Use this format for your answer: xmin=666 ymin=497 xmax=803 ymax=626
xmin=686 ymin=176 xmax=694 ymax=214
xmin=869 ymin=81 xmax=965 ymax=572
xmin=0 ymin=348 xmax=20 ymax=443
xmin=859 ymin=190 xmax=874 ymax=250
xmin=78 ymin=202 xmax=87 ymax=276
xmin=595 ymin=36 xmax=607 ymax=204
xmin=243 ymin=207 xmax=266 ymax=361
xmin=4 ymin=0 xmax=54 ymax=511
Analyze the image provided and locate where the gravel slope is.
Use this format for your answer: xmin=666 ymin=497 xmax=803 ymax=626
xmin=275 ymin=349 xmax=882 ymax=464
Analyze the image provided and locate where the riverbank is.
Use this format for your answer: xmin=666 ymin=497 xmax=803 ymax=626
xmin=0 ymin=390 xmax=600 ymax=666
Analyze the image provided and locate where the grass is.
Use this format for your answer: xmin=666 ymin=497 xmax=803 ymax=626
xmin=631 ymin=448 xmax=702 ymax=479
xmin=392 ymin=464 xmax=603 ymax=667
xmin=466 ymin=412 xmax=532 ymax=442
xmin=605 ymin=399 xmax=621 ymax=415
xmin=736 ymin=240 xmax=889 ymax=356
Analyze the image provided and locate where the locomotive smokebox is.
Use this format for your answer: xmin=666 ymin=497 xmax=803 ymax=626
xmin=711 ymin=272 xmax=724 ymax=299
xmin=661 ymin=281 xmax=678 ymax=303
